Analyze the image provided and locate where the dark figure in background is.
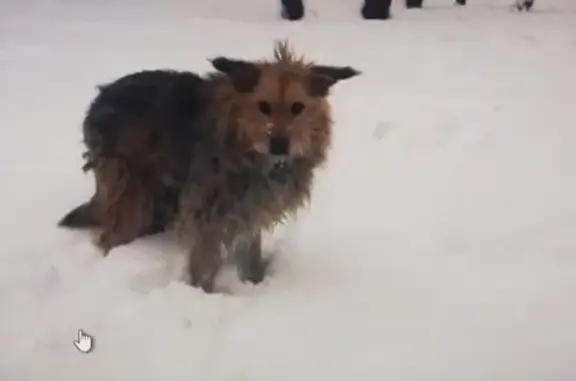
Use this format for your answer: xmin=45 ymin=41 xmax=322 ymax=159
xmin=280 ymin=0 xmax=535 ymax=22
xmin=513 ymin=0 xmax=535 ymax=11
xmin=281 ymin=0 xmax=392 ymax=21
xmin=362 ymin=0 xmax=392 ymax=19
xmin=281 ymin=0 xmax=304 ymax=20
xmin=456 ymin=0 xmax=535 ymax=11
xmin=406 ymin=0 xmax=423 ymax=9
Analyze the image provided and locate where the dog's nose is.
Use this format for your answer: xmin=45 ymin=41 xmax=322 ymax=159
xmin=269 ymin=136 xmax=290 ymax=156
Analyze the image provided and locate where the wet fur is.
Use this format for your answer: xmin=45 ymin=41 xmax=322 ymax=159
xmin=59 ymin=40 xmax=360 ymax=292
xmin=59 ymin=69 xmax=206 ymax=251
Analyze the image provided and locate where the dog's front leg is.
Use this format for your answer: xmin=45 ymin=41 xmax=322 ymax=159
xmin=229 ymin=230 xmax=265 ymax=285
xmin=187 ymin=228 xmax=224 ymax=293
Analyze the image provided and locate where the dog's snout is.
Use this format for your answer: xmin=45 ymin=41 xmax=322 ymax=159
xmin=269 ymin=136 xmax=290 ymax=156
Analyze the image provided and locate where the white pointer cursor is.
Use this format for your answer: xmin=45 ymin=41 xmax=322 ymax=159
xmin=73 ymin=329 xmax=94 ymax=353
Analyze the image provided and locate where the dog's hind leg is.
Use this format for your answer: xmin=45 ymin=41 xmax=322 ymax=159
xmin=229 ymin=230 xmax=265 ymax=285
xmin=94 ymin=158 xmax=154 ymax=255
xmin=187 ymin=228 xmax=225 ymax=293
xmin=145 ymin=185 xmax=179 ymax=236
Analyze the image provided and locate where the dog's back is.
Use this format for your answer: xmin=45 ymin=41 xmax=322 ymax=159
xmin=83 ymin=70 xmax=208 ymax=171
xmin=59 ymin=70 xmax=209 ymax=242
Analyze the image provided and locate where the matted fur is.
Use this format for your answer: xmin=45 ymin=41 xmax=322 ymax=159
xmin=59 ymin=40 xmax=360 ymax=292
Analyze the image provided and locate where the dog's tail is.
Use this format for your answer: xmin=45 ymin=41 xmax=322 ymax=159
xmin=58 ymin=198 xmax=100 ymax=229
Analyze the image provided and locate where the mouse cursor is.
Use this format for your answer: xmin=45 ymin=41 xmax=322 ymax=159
xmin=73 ymin=329 xmax=94 ymax=353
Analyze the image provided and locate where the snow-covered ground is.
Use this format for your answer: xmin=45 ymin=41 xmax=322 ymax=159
xmin=1 ymin=0 xmax=576 ymax=380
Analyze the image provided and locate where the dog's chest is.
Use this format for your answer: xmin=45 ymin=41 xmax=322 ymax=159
xmin=227 ymin=169 xmax=302 ymax=210
xmin=185 ymin=159 xmax=313 ymax=228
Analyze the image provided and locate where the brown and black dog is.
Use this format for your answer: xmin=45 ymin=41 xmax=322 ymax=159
xmin=59 ymin=40 xmax=360 ymax=292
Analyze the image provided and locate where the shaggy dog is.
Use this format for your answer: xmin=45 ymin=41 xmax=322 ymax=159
xmin=59 ymin=40 xmax=360 ymax=292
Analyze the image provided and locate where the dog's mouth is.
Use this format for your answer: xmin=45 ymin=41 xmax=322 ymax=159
xmin=266 ymin=154 xmax=293 ymax=174
xmin=270 ymin=155 xmax=290 ymax=169
xmin=245 ymin=151 xmax=293 ymax=174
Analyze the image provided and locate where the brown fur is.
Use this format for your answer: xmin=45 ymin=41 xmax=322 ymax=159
xmin=59 ymin=40 xmax=360 ymax=292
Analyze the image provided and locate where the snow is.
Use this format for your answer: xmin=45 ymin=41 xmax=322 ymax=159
xmin=2 ymin=0 xmax=576 ymax=380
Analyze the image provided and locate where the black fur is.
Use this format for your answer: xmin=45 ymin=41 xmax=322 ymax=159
xmin=210 ymin=58 xmax=261 ymax=93
xmin=59 ymin=70 xmax=211 ymax=233
xmin=83 ymin=70 xmax=208 ymax=171
xmin=309 ymin=66 xmax=362 ymax=97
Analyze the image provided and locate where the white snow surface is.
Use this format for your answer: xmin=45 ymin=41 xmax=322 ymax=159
xmin=1 ymin=0 xmax=576 ymax=380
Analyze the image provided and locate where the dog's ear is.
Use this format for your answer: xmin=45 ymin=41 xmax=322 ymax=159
xmin=210 ymin=57 xmax=261 ymax=93
xmin=308 ymin=65 xmax=361 ymax=97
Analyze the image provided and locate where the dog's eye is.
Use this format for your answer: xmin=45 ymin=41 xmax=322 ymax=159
xmin=290 ymin=102 xmax=305 ymax=116
xmin=258 ymin=101 xmax=271 ymax=116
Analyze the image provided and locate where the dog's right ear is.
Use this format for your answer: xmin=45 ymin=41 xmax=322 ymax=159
xmin=210 ymin=57 xmax=261 ymax=93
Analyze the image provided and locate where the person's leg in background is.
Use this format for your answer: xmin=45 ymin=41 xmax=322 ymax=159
xmin=514 ymin=0 xmax=534 ymax=11
xmin=361 ymin=0 xmax=392 ymax=20
xmin=454 ymin=0 xmax=535 ymax=10
xmin=281 ymin=0 xmax=305 ymax=21
xmin=406 ymin=0 xmax=423 ymax=9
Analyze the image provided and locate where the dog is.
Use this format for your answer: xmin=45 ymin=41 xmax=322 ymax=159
xmin=59 ymin=40 xmax=360 ymax=292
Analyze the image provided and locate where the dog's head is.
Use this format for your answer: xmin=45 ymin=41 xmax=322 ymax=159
xmin=210 ymin=40 xmax=360 ymax=170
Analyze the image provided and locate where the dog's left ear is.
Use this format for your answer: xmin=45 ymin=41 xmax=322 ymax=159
xmin=309 ymin=65 xmax=361 ymax=97
xmin=210 ymin=57 xmax=261 ymax=93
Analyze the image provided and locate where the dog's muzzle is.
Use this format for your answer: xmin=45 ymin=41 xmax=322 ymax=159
xmin=270 ymin=154 xmax=290 ymax=170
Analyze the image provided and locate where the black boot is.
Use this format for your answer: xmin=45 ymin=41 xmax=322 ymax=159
xmin=281 ymin=0 xmax=304 ymax=21
xmin=406 ymin=0 xmax=423 ymax=9
xmin=455 ymin=0 xmax=466 ymax=5
xmin=520 ymin=0 xmax=535 ymax=11
xmin=361 ymin=0 xmax=392 ymax=20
